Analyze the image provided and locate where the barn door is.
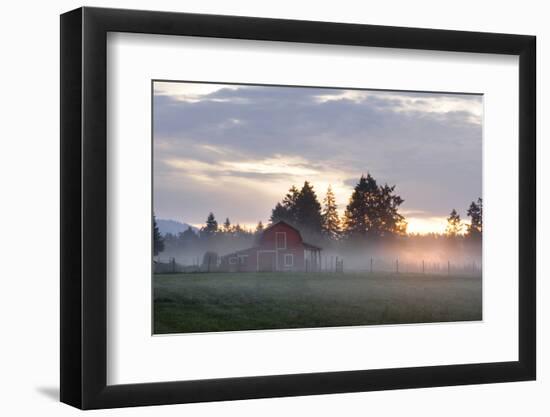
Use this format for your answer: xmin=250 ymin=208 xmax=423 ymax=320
xmin=258 ymin=252 xmax=276 ymax=272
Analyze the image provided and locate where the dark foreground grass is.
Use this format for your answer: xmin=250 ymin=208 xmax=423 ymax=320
xmin=153 ymin=272 xmax=482 ymax=334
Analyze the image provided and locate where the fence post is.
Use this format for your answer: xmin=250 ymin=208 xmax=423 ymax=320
xmin=422 ymin=260 xmax=425 ymax=274
xmin=447 ymin=260 xmax=450 ymax=275
xmin=396 ymin=259 xmax=399 ymax=274
xmin=370 ymin=257 xmax=373 ymax=273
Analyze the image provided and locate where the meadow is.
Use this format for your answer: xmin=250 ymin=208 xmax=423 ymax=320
xmin=153 ymin=272 xmax=482 ymax=334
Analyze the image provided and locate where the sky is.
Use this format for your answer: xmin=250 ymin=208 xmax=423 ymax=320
xmin=153 ymin=81 xmax=482 ymax=234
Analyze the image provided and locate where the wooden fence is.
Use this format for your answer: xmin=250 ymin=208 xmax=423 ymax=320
xmin=154 ymin=256 xmax=480 ymax=275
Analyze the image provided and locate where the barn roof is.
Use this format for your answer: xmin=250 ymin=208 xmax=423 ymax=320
xmin=266 ymin=221 xmax=322 ymax=251
xmin=222 ymin=221 xmax=323 ymax=258
xmin=263 ymin=220 xmax=302 ymax=235
xmin=303 ymin=242 xmax=322 ymax=251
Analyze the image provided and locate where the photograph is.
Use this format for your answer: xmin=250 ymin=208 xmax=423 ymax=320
xmin=152 ymin=81 xmax=483 ymax=334
xmin=54 ymin=4 xmax=538 ymax=411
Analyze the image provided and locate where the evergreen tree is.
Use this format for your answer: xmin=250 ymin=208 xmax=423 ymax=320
xmin=153 ymin=215 xmax=164 ymax=256
xmin=233 ymin=223 xmax=244 ymax=236
xmin=321 ymin=185 xmax=341 ymax=240
xmin=270 ymin=202 xmax=289 ymax=224
xmin=343 ymin=174 xmax=380 ymax=238
xmin=445 ymin=209 xmax=463 ymax=237
xmin=163 ymin=232 xmax=177 ymax=247
xmin=376 ymin=184 xmax=407 ymax=236
xmin=201 ymin=212 xmax=218 ymax=236
xmin=294 ymin=181 xmax=323 ymax=235
xmin=255 ymin=221 xmax=264 ymax=234
xmin=282 ymin=185 xmax=300 ymax=222
xmin=180 ymin=225 xmax=197 ymax=241
xmin=466 ymin=198 xmax=483 ymax=238
xmin=223 ymin=217 xmax=231 ymax=233
xmin=343 ymin=174 xmax=406 ymax=238
xmin=270 ymin=185 xmax=300 ymax=224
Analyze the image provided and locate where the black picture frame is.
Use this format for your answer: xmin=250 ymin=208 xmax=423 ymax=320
xmin=60 ymin=6 xmax=536 ymax=410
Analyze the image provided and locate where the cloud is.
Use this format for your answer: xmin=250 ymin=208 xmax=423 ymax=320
xmin=153 ymin=81 xmax=239 ymax=102
xmin=153 ymin=82 xmax=482 ymax=227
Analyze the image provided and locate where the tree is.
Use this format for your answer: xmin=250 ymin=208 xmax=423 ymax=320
xmin=466 ymin=198 xmax=483 ymax=238
xmin=270 ymin=202 xmax=289 ymax=224
xmin=294 ymin=181 xmax=323 ymax=235
xmin=255 ymin=221 xmax=264 ymax=234
xmin=270 ymin=185 xmax=300 ymax=224
xmin=153 ymin=215 xmax=164 ymax=256
xmin=282 ymin=185 xmax=300 ymax=222
xmin=445 ymin=209 xmax=463 ymax=237
xmin=343 ymin=174 xmax=379 ymax=238
xmin=179 ymin=226 xmax=198 ymax=245
xmin=163 ymin=232 xmax=177 ymax=248
xmin=222 ymin=217 xmax=231 ymax=233
xmin=233 ymin=223 xmax=243 ymax=234
xmin=376 ymin=184 xmax=407 ymax=236
xmin=321 ymin=185 xmax=341 ymax=240
xmin=343 ymin=174 xmax=405 ymax=238
xmin=201 ymin=212 xmax=218 ymax=236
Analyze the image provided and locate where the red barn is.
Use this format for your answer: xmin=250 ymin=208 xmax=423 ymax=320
xmin=220 ymin=221 xmax=322 ymax=272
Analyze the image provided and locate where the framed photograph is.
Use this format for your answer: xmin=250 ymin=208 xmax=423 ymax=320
xmin=60 ymin=7 xmax=536 ymax=409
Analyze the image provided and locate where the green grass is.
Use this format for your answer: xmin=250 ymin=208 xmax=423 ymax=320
xmin=153 ymin=272 xmax=482 ymax=334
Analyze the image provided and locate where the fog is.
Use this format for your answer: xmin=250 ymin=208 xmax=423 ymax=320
xmin=333 ymin=238 xmax=481 ymax=274
xmin=156 ymin=230 xmax=481 ymax=276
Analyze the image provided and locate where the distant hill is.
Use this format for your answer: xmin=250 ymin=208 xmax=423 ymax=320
xmin=157 ymin=219 xmax=198 ymax=236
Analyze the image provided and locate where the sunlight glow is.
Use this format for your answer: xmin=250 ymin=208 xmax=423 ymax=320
xmin=406 ymin=217 xmax=448 ymax=235
xmin=407 ymin=216 xmax=470 ymax=235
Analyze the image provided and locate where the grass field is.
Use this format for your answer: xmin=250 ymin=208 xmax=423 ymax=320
xmin=153 ymin=272 xmax=482 ymax=334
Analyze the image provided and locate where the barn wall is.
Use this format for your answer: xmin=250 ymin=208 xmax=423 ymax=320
xmin=259 ymin=223 xmax=303 ymax=249
xmin=220 ymin=222 xmax=317 ymax=272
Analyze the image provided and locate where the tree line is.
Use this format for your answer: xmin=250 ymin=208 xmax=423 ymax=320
xmin=154 ymin=173 xmax=482 ymax=256
xmin=153 ymin=213 xmax=264 ymax=257
xmin=445 ymin=198 xmax=482 ymax=238
xmin=270 ymin=174 xmax=481 ymax=241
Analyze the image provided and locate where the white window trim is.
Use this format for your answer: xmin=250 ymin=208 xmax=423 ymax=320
xmin=284 ymin=253 xmax=294 ymax=267
xmin=275 ymin=232 xmax=287 ymax=249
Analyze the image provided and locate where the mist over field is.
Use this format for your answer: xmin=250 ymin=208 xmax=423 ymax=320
xmin=157 ymin=226 xmax=481 ymax=274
